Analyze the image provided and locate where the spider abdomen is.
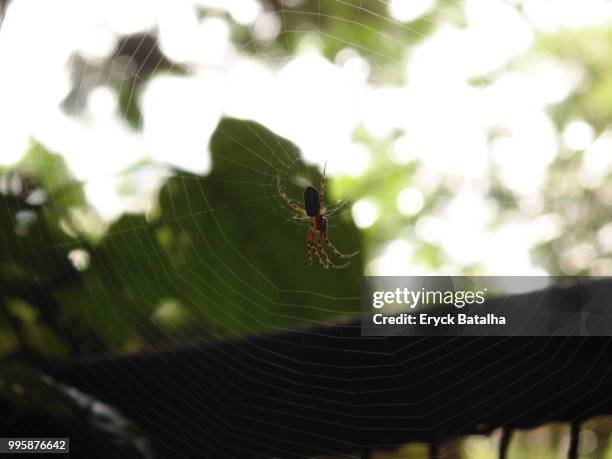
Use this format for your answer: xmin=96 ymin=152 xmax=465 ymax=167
xmin=304 ymin=186 xmax=320 ymax=217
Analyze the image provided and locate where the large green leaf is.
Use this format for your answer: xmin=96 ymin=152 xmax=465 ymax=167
xmin=59 ymin=118 xmax=364 ymax=350
xmin=157 ymin=117 xmax=364 ymax=334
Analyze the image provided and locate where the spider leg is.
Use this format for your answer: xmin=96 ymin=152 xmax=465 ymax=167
xmin=306 ymin=228 xmax=315 ymax=265
xmin=319 ymin=161 xmax=327 ymax=207
xmin=322 ymin=199 xmax=347 ymax=218
xmin=312 ymin=232 xmax=329 ymax=268
xmin=277 ymin=174 xmax=306 ymax=214
xmin=330 ymin=260 xmax=350 ymax=269
xmin=320 ymin=244 xmax=350 ymax=269
xmin=321 ymin=231 xmax=359 ymax=259
xmin=316 ymin=232 xmax=351 ymax=269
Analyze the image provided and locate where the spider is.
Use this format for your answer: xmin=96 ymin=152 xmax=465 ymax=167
xmin=277 ymin=162 xmax=358 ymax=269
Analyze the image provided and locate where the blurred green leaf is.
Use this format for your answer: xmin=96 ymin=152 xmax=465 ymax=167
xmin=55 ymin=118 xmax=363 ymax=350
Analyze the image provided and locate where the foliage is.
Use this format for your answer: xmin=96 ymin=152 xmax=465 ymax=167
xmin=0 ymin=119 xmax=363 ymax=362
xmin=5 ymin=1 xmax=612 ymax=456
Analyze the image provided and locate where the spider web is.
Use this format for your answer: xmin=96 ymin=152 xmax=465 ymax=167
xmin=1 ymin=0 xmax=612 ymax=457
